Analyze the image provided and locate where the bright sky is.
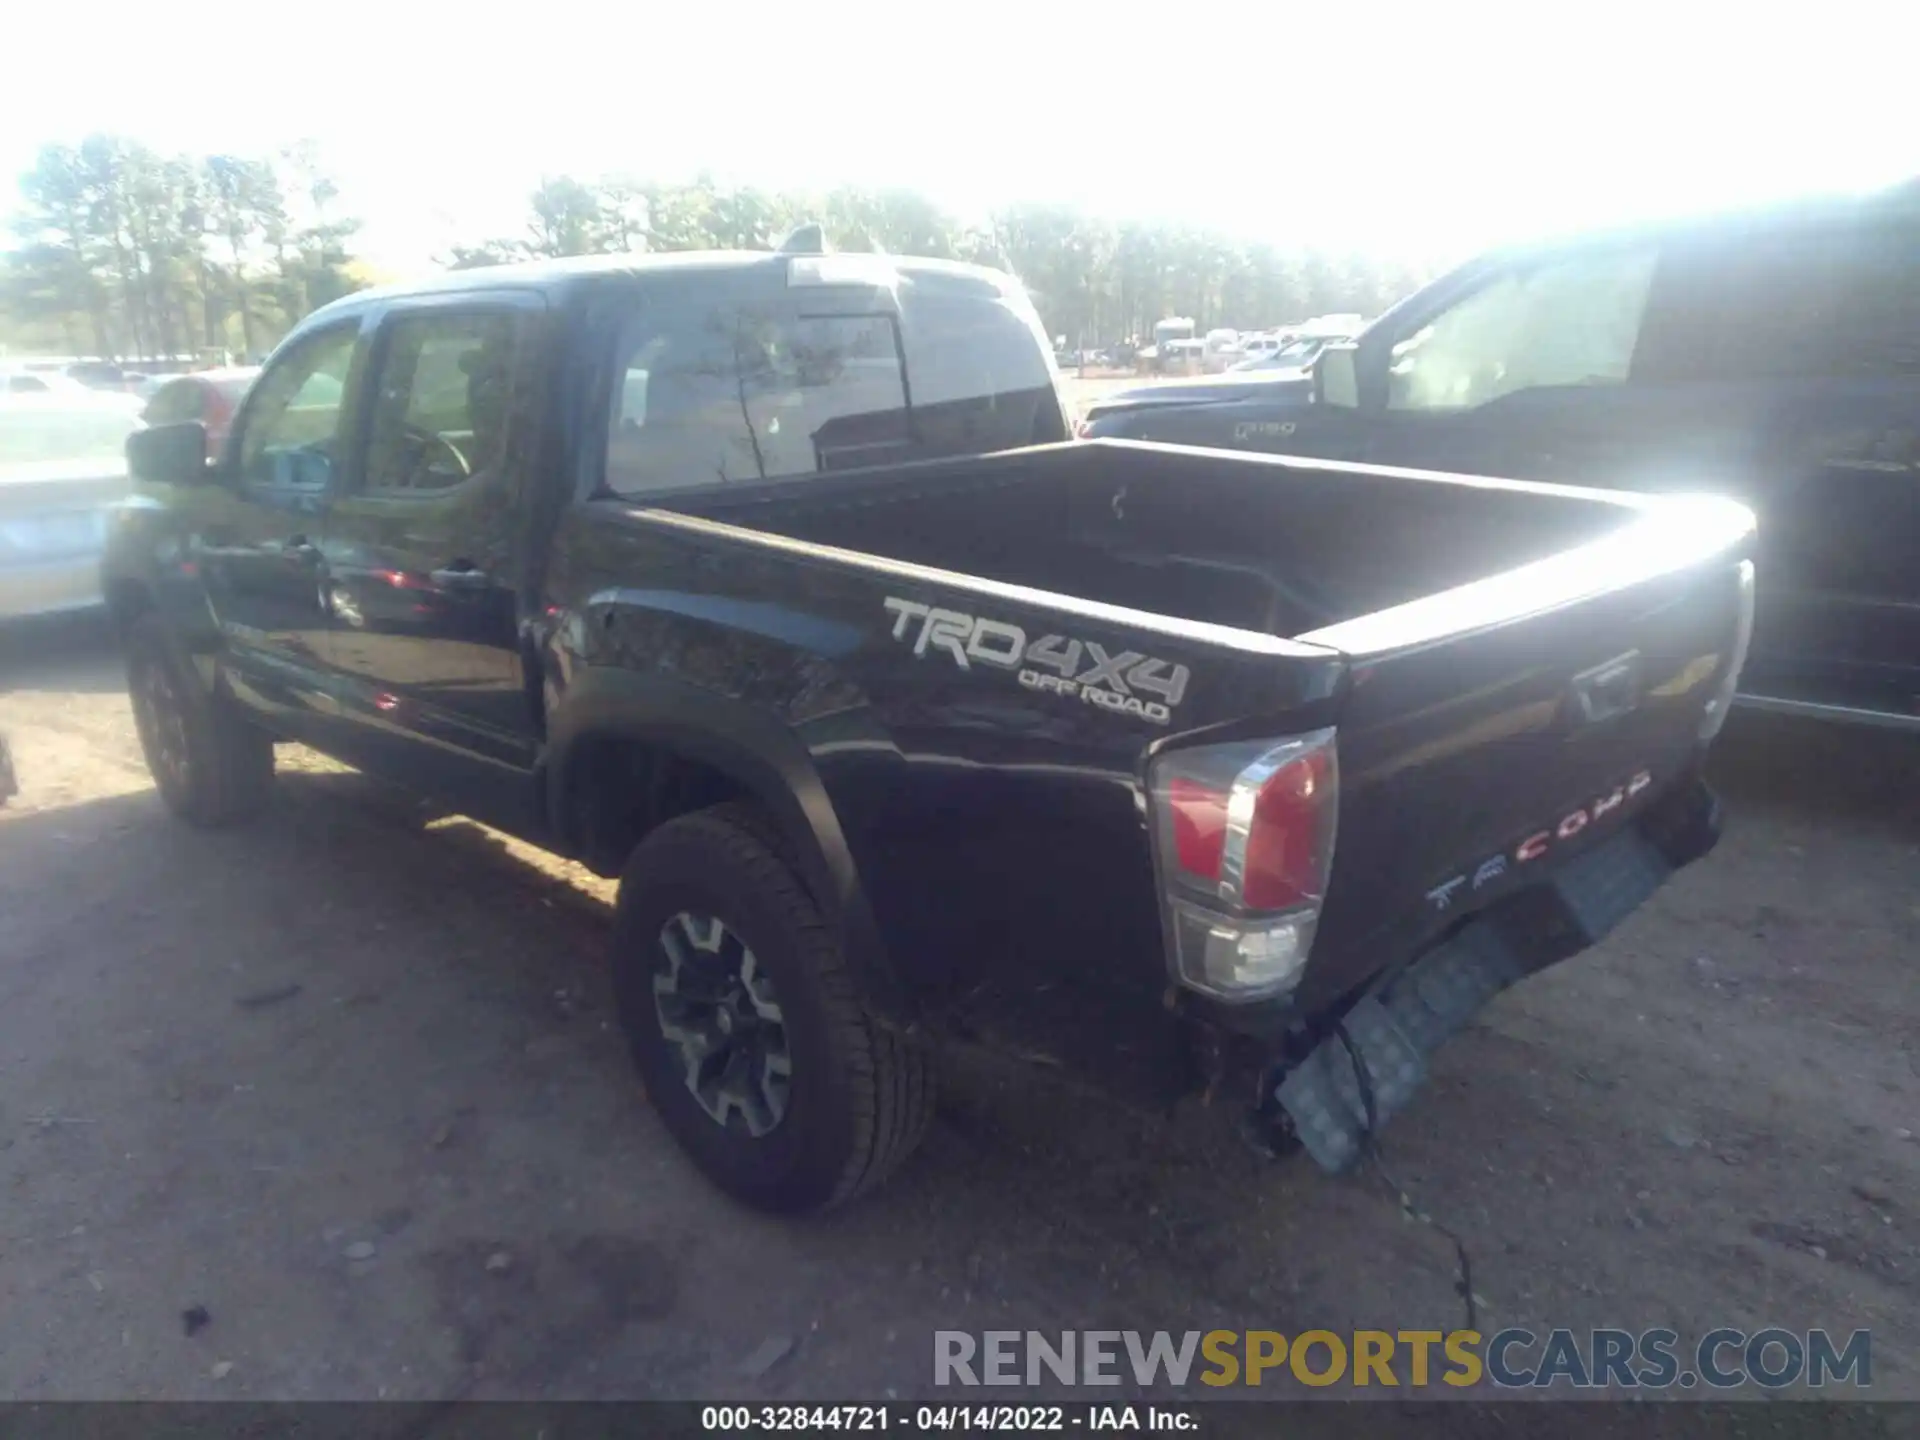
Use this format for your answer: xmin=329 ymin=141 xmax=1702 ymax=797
xmin=4 ymin=0 xmax=1915 ymax=279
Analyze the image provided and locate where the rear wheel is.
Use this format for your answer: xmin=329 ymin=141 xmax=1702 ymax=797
xmin=126 ymin=614 xmax=274 ymax=827
xmin=611 ymin=803 xmax=934 ymax=1213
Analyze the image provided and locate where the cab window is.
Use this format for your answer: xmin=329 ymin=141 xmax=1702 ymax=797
xmin=605 ymin=272 xmax=1067 ymax=498
xmin=1386 ymin=245 xmax=1659 ymax=413
xmin=233 ymin=326 xmax=357 ymax=492
xmin=363 ymin=311 xmax=518 ymax=494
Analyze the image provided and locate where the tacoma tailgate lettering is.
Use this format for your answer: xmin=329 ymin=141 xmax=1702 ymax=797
xmin=1427 ymin=769 xmax=1656 ymax=911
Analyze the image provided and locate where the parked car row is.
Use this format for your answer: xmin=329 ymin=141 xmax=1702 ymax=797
xmin=0 ymin=390 xmax=147 ymax=621
xmin=0 ymin=367 xmax=260 ymax=623
xmin=4 ymin=352 xmax=252 ymax=398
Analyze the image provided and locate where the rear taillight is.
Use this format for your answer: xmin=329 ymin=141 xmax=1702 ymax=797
xmin=1074 ymin=416 xmax=1095 ymax=439
xmin=1148 ymin=728 xmax=1338 ymax=1001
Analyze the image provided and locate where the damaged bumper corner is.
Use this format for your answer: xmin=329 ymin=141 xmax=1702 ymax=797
xmin=1272 ymin=777 xmax=1722 ymax=1173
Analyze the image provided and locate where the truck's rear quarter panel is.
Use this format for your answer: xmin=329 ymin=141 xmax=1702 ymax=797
xmin=546 ymin=501 xmax=1348 ymax=1096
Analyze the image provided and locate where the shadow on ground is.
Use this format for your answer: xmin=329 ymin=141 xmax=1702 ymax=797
xmin=0 ymin=611 xmax=125 ymax=695
xmin=1 ymin=693 xmax=1914 ymax=1400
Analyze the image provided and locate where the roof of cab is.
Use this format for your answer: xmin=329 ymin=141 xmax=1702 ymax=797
xmin=313 ymin=250 xmax=780 ymax=314
xmin=1483 ymin=177 xmax=1919 ymax=270
xmin=310 ymin=248 xmax=1022 ymax=323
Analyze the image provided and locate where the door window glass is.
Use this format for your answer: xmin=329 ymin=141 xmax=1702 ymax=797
xmin=1386 ymin=246 xmax=1658 ymax=412
xmin=234 ymin=326 xmax=357 ymax=491
xmin=364 ymin=312 xmax=518 ymax=494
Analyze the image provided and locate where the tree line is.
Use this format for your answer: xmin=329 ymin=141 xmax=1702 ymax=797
xmin=3 ymin=137 xmax=363 ymax=360
xmin=3 ymin=135 xmax=1435 ymax=361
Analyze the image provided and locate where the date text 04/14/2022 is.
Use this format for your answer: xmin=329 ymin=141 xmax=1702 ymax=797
xmin=700 ymin=1403 xmax=1196 ymax=1432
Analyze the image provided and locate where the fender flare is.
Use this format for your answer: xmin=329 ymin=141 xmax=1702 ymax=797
xmin=544 ymin=667 xmax=911 ymax=1023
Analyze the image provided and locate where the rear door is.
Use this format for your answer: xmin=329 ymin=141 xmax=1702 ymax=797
xmin=314 ymin=293 xmax=543 ymax=826
xmin=1651 ymin=213 xmax=1920 ymax=716
xmin=1471 ymin=210 xmax=1920 ymax=718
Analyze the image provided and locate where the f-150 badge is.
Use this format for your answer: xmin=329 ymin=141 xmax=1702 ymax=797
xmin=883 ymin=596 xmax=1191 ymax=725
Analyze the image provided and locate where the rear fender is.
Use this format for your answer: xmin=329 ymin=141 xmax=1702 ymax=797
xmin=544 ymin=666 xmax=909 ymax=1023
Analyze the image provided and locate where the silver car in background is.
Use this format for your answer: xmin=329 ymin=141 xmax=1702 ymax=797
xmin=0 ymin=392 xmax=144 ymax=621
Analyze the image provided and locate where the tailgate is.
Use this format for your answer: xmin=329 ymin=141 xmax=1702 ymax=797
xmin=1291 ymin=495 xmax=1755 ymax=1012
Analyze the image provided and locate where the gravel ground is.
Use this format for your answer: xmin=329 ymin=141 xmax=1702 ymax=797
xmin=1 ymin=614 xmax=1915 ymax=1402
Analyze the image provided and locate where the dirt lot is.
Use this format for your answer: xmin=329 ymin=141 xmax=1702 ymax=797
xmin=1 ymin=615 xmax=1916 ymax=1402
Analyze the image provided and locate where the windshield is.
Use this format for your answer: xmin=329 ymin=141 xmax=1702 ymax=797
xmin=1235 ymin=339 xmax=1326 ymax=370
xmin=0 ymin=403 xmax=140 ymax=472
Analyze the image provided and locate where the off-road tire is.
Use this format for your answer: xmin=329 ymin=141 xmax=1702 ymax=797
xmin=126 ymin=614 xmax=274 ymax=827
xmin=612 ymin=802 xmax=935 ymax=1213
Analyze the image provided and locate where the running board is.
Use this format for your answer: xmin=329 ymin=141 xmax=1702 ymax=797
xmin=1734 ymin=691 xmax=1920 ymax=732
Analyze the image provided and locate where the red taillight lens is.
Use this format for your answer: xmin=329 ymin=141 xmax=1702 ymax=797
xmin=1243 ymin=748 xmax=1332 ymax=910
xmin=1148 ymin=729 xmax=1339 ymax=1001
xmin=1166 ymin=776 xmax=1228 ymax=879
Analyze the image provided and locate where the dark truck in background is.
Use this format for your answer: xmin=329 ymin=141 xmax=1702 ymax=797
xmin=105 ymin=242 xmax=1755 ymax=1213
xmin=1084 ymin=183 xmax=1920 ymax=731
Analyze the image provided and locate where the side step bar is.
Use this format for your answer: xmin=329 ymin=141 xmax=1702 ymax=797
xmin=1734 ymin=691 xmax=1920 ymax=733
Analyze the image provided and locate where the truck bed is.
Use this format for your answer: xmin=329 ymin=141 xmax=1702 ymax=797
xmin=671 ymin=439 xmax=1649 ymax=641
xmin=611 ymin=440 xmax=1754 ymax=1053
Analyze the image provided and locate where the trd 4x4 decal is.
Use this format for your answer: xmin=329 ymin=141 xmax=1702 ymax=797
xmin=883 ymin=597 xmax=1191 ymax=726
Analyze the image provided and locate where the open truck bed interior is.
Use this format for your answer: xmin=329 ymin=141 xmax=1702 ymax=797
xmin=663 ymin=438 xmax=1650 ymax=644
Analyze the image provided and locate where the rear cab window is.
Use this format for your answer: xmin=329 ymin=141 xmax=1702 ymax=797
xmin=604 ymin=259 xmax=1066 ymax=498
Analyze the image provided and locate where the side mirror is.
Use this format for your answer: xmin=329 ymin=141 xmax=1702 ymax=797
xmin=1312 ymin=344 xmax=1361 ymax=410
xmin=127 ymin=421 xmax=211 ymax=486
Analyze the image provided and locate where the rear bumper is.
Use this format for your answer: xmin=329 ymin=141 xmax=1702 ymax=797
xmin=0 ymin=554 xmax=105 ymax=622
xmin=1272 ymin=776 xmax=1721 ymax=1172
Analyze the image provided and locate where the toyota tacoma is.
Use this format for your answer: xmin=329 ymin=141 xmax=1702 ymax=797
xmin=103 ymin=237 xmax=1756 ymax=1212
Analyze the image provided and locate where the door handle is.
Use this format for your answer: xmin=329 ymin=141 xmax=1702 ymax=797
xmin=429 ymin=564 xmax=490 ymax=591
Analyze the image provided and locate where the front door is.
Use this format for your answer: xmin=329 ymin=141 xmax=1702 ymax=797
xmin=1358 ymin=240 xmax=1664 ymax=483
xmin=315 ymin=297 xmax=540 ymax=828
xmin=194 ymin=321 xmax=361 ymax=729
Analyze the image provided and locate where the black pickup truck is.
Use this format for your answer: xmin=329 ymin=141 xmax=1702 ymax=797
xmin=105 ymin=242 xmax=1755 ymax=1213
xmin=1083 ymin=183 xmax=1920 ymax=730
